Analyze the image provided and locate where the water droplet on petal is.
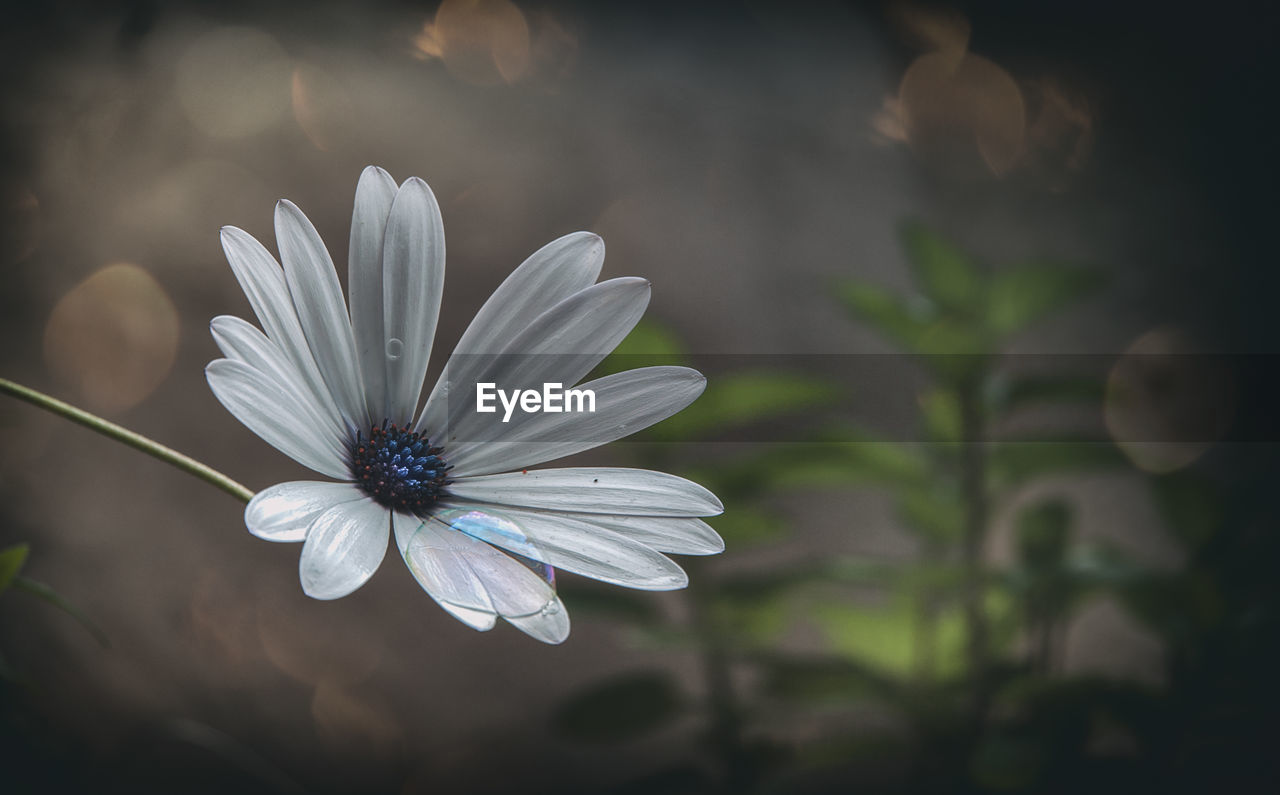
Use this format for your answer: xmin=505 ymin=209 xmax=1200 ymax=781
xmin=386 ymin=338 xmax=404 ymax=360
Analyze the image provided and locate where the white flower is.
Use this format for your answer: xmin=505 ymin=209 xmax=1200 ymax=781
xmin=206 ymin=166 xmax=723 ymax=644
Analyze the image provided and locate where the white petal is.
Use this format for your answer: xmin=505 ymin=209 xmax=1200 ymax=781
xmin=437 ymin=601 xmax=498 ymax=632
xmin=245 ymin=481 xmax=365 ymax=542
xmin=438 ymin=278 xmax=651 ymax=445
xmin=448 ymin=366 xmax=707 ymax=476
xmin=392 ymin=512 xmax=557 ymax=619
xmin=417 ymin=232 xmax=604 ymax=436
xmin=206 ymin=359 xmax=349 ymax=479
xmin=381 ymin=178 xmax=445 ymax=424
xmin=210 ymin=315 xmax=345 ymax=441
xmin=505 ymin=596 xmax=570 ymax=644
xmin=450 ymin=507 xmax=724 ymax=555
xmin=275 ymin=200 xmax=366 ymax=432
xmin=440 ymin=506 xmax=688 ymax=590
xmin=348 ymin=166 xmax=398 ymax=425
xmin=446 ymin=468 xmax=723 ymax=517
xmin=220 ymin=227 xmax=340 ymax=424
xmin=298 ymin=498 xmax=390 ymax=599
xmin=586 ymin=515 xmax=725 ymax=555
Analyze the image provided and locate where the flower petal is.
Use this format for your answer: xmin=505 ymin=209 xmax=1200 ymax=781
xmin=505 ymin=596 xmax=570 ymax=644
xmin=245 ymin=481 xmax=365 ymax=543
xmin=392 ymin=512 xmax=557 ymax=621
xmin=381 ymin=178 xmax=445 ymax=424
xmin=299 ymin=498 xmax=390 ymax=600
xmin=437 ymin=601 xmax=498 ymax=632
xmin=275 ymin=199 xmax=366 ymax=432
xmin=416 ymin=232 xmax=604 ymax=437
xmin=220 ymin=226 xmax=339 ymax=422
xmin=348 ymin=166 xmax=399 ymax=426
xmin=440 ymin=278 xmax=651 ymax=445
xmin=210 ymin=315 xmax=346 ymax=441
xmin=206 ymin=358 xmax=348 ymax=479
xmin=446 ymin=468 xmax=723 ymax=517
xmin=440 ymin=506 xmax=688 ymax=590
xmin=447 ymin=366 xmax=707 ymax=476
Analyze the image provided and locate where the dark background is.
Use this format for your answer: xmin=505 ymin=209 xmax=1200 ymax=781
xmin=2 ymin=1 xmax=1278 ymax=793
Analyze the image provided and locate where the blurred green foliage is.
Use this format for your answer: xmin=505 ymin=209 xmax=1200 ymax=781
xmin=552 ymin=222 xmax=1246 ymax=794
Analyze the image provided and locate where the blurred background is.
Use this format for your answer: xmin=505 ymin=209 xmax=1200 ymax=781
xmin=2 ymin=1 xmax=1277 ymax=792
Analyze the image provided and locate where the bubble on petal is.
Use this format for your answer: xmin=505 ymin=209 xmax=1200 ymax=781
xmin=1105 ymin=327 xmax=1234 ymax=473
xmin=438 ymin=508 xmax=557 ymax=587
xmin=385 ymin=337 xmax=404 ymax=361
xmin=43 ymin=263 xmax=180 ymax=414
xmin=175 ymin=26 xmax=293 ymax=138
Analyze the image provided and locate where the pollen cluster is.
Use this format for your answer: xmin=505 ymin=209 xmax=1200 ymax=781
xmin=349 ymin=422 xmax=450 ymax=514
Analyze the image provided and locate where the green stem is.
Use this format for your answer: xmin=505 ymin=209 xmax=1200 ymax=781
xmin=0 ymin=378 xmax=254 ymax=504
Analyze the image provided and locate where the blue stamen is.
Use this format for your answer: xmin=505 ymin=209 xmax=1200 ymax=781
xmin=348 ymin=421 xmax=450 ymax=515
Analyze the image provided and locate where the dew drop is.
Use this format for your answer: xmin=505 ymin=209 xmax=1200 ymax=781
xmin=386 ymin=337 xmax=404 ymax=360
xmin=540 ymin=601 xmax=561 ymax=616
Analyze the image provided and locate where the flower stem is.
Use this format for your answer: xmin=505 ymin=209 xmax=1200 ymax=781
xmin=0 ymin=378 xmax=254 ymax=504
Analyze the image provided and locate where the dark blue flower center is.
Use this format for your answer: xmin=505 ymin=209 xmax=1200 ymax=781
xmin=349 ymin=422 xmax=450 ymax=515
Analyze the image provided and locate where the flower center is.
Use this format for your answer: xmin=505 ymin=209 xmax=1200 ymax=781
xmin=349 ymin=422 xmax=450 ymax=515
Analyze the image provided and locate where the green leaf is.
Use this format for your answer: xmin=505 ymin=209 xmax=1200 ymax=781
xmin=651 ymin=372 xmax=839 ymax=440
xmin=0 ymin=542 xmax=30 ymax=593
xmin=594 ymin=320 xmax=688 ymax=377
xmin=553 ymin=672 xmax=685 ymax=743
xmin=919 ymin=389 xmax=962 ymax=443
xmin=901 ymin=221 xmax=983 ymax=313
xmin=988 ymin=373 xmax=1105 ymax=416
xmin=774 ymin=432 xmax=932 ymax=490
xmin=896 ymin=486 xmax=964 ymax=543
xmin=708 ymin=509 xmax=788 ymax=548
xmin=1016 ymin=500 xmax=1071 ymax=570
xmin=989 ymin=441 xmax=1129 ymax=490
xmin=838 ymin=281 xmax=935 ymax=351
xmin=986 ymin=264 xmax=1102 ymax=337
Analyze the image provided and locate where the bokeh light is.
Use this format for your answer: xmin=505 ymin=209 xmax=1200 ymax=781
xmin=175 ymin=26 xmax=293 ymax=138
xmin=413 ymin=0 xmax=531 ymax=86
xmin=42 ymin=263 xmax=180 ymax=414
xmin=1105 ymin=327 xmax=1235 ymax=473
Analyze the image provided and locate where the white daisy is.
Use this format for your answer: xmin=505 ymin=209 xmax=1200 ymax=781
xmin=206 ymin=166 xmax=723 ymax=644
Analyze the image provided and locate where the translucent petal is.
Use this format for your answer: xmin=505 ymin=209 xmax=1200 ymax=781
xmin=440 ymin=278 xmax=650 ymax=445
xmin=417 ymin=232 xmax=604 ymax=437
xmin=299 ymin=498 xmax=390 ymax=599
xmin=437 ymin=601 xmax=498 ymax=631
xmin=347 ymin=166 xmax=398 ymax=426
xmin=447 ymin=366 xmax=706 ymax=476
xmin=206 ymin=359 xmax=348 ymax=479
xmin=505 ymin=596 xmax=570 ymax=644
xmin=381 ymin=178 xmax=445 ymax=424
xmin=210 ymin=315 xmax=345 ymax=441
xmin=446 ymin=467 xmax=723 ymax=517
xmin=275 ymin=200 xmax=366 ymax=432
xmin=220 ymin=227 xmax=340 ymax=423
xmin=439 ymin=506 xmax=688 ymax=590
xmin=245 ymin=481 xmax=365 ymax=543
xmin=392 ymin=512 xmax=556 ymax=619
